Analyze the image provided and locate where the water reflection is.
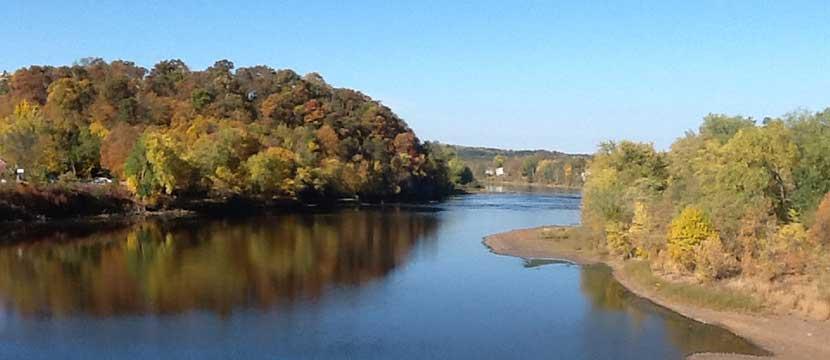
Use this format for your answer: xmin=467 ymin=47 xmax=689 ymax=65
xmin=579 ymin=264 xmax=769 ymax=357
xmin=0 ymin=193 xmax=769 ymax=359
xmin=0 ymin=210 xmax=439 ymax=317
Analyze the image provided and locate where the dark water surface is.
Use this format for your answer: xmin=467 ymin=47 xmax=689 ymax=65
xmin=0 ymin=191 xmax=766 ymax=359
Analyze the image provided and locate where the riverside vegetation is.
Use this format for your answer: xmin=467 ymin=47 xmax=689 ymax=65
xmin=579 ymin=112 xmax=830 ymax=319
xmin=432 ymin=144 xmax=589 ymax=188
xmin=0 ymin=59 xmax=472 ymax=220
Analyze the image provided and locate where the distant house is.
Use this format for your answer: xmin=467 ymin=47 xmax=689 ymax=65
xmin=485 ymin=167 xmax=506 ymax=177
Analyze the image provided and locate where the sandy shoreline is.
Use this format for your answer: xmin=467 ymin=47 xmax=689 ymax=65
xmin=483 ymin=226 xmax=830 ymax=360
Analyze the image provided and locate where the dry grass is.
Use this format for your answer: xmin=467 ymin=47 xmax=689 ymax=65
xmin=622 ymin=260 xmax=765 ymax=313
xmin=539 ymin=226 xmax=571 ymax=240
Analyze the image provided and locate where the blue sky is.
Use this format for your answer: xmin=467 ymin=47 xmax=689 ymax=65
xmin=3 ymin=1 xmax=829 ymax=153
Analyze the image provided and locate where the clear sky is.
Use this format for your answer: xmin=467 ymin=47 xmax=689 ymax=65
xmin=3 ymin=1 xmax=829 ymax=153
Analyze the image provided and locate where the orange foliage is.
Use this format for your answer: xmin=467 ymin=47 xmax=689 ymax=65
xmin=315 ymin=124 xmax=340 ymax=156
xmin=303 ymin=99 xmax=326 ymax=124
xmin=393 ymin=132 xmax=417 ymax=156
xmin=808 ymin=192 xmax=830 ymax=245
xmin=101 ymin=123 xmax=141 ymax=178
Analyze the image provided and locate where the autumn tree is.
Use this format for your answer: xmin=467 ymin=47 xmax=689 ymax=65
xmin=0 ymin=58 xmax=453 ymax=201
xmin=521 ymin=157 xmax=539 ymax=181
xmin=146 ymin=60 xmax=189 ymax=97
xmin=101 ymin=123 xmax=141 ymax=178
xmin=0 ymin=101 xmax=63 ymax=180
xmin=808 ymin=193 xmax=830 ymax=245
xmin=245 ymin=147 xmax=296 ymax=195
xmin=315 ymin=124 xmax=340 ymax=157
xmin=699 ymin=114 xmax=755 ymax=144
xmin=668 ymin=207 xmax=717 ymax=271
xmin=717 ymin=121 xmax=798 ymax=223
xmin=125 ymin=131 xmax=195 ymax=196
xmin=9 ymin=66 xmax=53 ymax=104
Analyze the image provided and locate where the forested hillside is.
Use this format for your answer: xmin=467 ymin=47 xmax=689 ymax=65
xmin=0 ymin=59 xmax=454 ymax=204
xmin=440 ymin=144 xmax=589 ymax=188
xmin=581 ymin=112 xmax=830 ymax=318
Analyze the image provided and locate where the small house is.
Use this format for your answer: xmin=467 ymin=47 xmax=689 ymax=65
xmin=495 ymin=167 xmax=505 ymax=177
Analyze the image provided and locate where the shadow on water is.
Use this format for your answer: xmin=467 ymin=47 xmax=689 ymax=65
xmin=578 ymin=264 xmax=771 ymax=357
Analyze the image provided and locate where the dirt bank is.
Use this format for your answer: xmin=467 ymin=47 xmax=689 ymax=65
xmin=484 ymin=226 xmax=830 ymax=360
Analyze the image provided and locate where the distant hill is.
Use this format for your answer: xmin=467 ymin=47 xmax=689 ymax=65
xmin=451 ymin=145 xmax=586 ymax=160
xmin=437 ymin=144 xmax=591 ymax=188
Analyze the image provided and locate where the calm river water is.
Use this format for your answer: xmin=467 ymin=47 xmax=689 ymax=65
xmin=0 ymin=189 xmax=765 ymax=359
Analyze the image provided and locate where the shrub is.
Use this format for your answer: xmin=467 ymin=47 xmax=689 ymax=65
xmin=808 ymin=192 xmax=830 ymax=245
xmin=760 ymin=222 xmax=812 ymax=280
xmin=694 ymin=234 xmax=739 ymax=281
xmin=735 ymin=206 xmax=775 ymax=274
xmin=627 ymin=201 xmax=652 ymax=259
xmin=605 ymin=221 xmax=634 ymax=258
xmin=668 ymin=206 xmax=717 ymax=271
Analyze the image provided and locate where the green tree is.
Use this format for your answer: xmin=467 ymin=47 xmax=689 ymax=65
xmin=788 ymin=109 xmax=830 ymax=219
xmin=448 ymin=158 xmax=474 ymax=185
xmin=718 ymin=122 xmax=798 ymax=222
xmin=521 ymin=157 xmax=539 ymax=181
xmin=66 ymin=126 xmax=101 ymax=178
xmin=124 ymin=136 xmax=157 ymax=197
xmin=699 ymin=114 xmax=755 ymax=144
xmin=536 ymin=159 xmax=557 ymax=183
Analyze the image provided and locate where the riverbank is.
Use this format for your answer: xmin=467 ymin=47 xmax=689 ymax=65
xmin=484 ymin=226 xmax=830 ymax=360
xmin=0 ymin=185 xmax=450 ymax=243
xmin=478 ymin=180 xmax=581 ymax=192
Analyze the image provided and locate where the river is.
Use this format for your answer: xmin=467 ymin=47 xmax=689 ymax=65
xmin=0 ymin=189 xmax=765 ymax=359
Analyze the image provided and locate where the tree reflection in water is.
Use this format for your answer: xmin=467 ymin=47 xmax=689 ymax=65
xmin=0 ymin=209 xmax=439 ymax=317
xmin=579 ymin=264 xmax=769 ymax=357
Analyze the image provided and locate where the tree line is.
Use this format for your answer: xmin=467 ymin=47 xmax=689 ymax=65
xmin=0 ymin=59 xmax=458 ymax=203
xmin=582 ymin=111 xmax=830 ymax=314
xmin=436 ymin=144 xmax=588 ymax=188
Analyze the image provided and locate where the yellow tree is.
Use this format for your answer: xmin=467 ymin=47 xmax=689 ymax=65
xmin=245 ymin=147 xmax=296 ymax=195
xmin=125 ymin=130 xmax=195 ymax=196
xmin=668 ymin=207 xmax=717 ymax=271
xmin=0 ymin=101 xmax=63 ymax=180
